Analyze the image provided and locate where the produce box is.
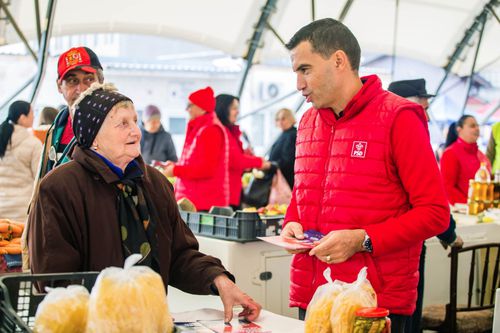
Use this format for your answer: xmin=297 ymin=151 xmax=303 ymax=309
xmin=0 ymin=272 xmax=98 ymax=332
xmin=180 ymin=210 xmax=283 ymax=243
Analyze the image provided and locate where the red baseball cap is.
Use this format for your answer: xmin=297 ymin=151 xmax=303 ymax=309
xmin=57 ymin=47 xmax=103 ymax=82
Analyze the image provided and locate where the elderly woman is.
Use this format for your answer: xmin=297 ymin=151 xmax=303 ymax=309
xmin=27 ymin=83 xmax=260 ymax=322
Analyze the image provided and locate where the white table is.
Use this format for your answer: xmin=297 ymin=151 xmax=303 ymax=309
xmin=171 ymin=308 xmax=304 ymax=333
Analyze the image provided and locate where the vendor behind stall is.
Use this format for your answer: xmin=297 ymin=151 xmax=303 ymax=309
xmin=27 ymin=83 xmax=260 ymax=323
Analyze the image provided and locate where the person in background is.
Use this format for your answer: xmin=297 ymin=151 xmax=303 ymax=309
xmin=268 ymin=108 xmax=297 ymax=189
xmin=38 ymin=106 xmax=59 ymax=126
xmin=215 ymin=94 xmax=270 ymax=209
xmin=486 ymin=122 xmax=500 ymax=173
xmin=282 ymin=18 xmax=449 ymax=332
xmin=440 ymin=115 xmax=490 ymax=205
xmin=388 ymin=79 xmax=463 ymax=333
xmin=162 ymin=87 xmax=229 ymax=211
xmin=140 ymin=104 xmax=177 ymax=165
xmin=0 ymin=101 xmax=41 ymax=221
xmin=32 ymin=106 xmax=60 ymax=143
xmin=27 ymin=83 xmax=261 ymax=323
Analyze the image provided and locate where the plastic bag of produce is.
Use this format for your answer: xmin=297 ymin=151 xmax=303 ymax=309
xmin=86 ymin=254 xmax=173 ymax=333
xmin=33 ymin=285 xmax=89 ymax=333
xmin=330 ymin=267 xmax=377 ymax=333
xmin=304 ymin=267 xmax=347 ymax=333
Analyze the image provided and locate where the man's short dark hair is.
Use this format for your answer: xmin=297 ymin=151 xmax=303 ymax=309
xmin=286 ymin=18 xmax=361 ymax=71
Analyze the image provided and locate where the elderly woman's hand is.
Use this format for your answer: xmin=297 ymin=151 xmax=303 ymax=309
xmin=213 ymin=274 xmax=262 ymax=323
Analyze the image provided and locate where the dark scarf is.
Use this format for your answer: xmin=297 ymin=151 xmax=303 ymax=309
xmin=112 ymin=160 xmax=160 ymax=271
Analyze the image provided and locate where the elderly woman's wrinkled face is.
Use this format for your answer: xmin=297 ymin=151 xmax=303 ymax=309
xmin=93 ymin=104 xmax=142 ymax=169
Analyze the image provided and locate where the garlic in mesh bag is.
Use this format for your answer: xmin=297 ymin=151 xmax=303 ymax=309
xmin=304 ymin=267 xmax=347 ymax=333
xmin=33 ymin=285 xmax=89 ymax=333
xmin=86 ymin=254 xmax=173 ymax=333
xmin=330 ymin=267 xmax=377 ymax=333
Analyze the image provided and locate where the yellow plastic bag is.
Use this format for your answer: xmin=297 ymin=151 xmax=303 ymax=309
xmin=330 ymin=267 xmax=377 ymax=333
xmin=304 ymin=267 xmax=347 ymax=333
xmin=33 ymin=285 xmax=89 ymax=333
xmin=86 ymin=254 xmax=173 ymax=333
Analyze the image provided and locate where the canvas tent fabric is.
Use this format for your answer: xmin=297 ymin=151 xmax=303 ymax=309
xmin=0 ymin=0 xmax=498 ymax=78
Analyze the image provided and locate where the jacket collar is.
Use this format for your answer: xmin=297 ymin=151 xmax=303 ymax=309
xmin=318 ymin=74 xmax=383 ymax=125
xmin=455 ymin=137 xmax=478 ymax=154
xmin=72 ymin=145 xmax=146 ymax=184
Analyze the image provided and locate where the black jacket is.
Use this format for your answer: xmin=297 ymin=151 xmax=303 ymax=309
xmin=268 ymin=126 xmax=297 ymax=189
xmin=140 ymin=126 xmax=177 ymax=164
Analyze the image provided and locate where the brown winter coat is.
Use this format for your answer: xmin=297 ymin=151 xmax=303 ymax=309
xmin=28 ymin=145 xmax=229 ymax=294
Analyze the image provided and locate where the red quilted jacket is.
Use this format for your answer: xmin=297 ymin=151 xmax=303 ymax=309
xmin=440 ymin=137 xmax=491 ymax=205
xmin=174 ymin=112 xmax=229 ymax=210
xmin=284 ymin=75 xmax=449 ymax=315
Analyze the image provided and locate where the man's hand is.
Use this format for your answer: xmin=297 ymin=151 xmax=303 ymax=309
xmin=452 ymin=235 xmax=464 ymax=249
xmin=213 ymin=274 xmax=261 ymax=323
xmin=162 ymin=161 xmax=175 ymax=177
xmin=309 ymin=229 xmax=365 ymax=264
xmin=281 ymin=222 xmax=309 ymax=254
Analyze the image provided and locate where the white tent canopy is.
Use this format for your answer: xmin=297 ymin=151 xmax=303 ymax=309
xmin=1 ymin=0 xmax=499 ymax=77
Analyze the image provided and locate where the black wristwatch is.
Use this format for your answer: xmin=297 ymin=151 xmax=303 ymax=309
xmin=362 ymin=233 xmax=373 ymax=253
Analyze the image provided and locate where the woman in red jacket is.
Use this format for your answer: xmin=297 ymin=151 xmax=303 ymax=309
xmin=440 ymin=115 xmax=491 ymax=205
xmin=215 ymin=94 xmax=270 ymax=209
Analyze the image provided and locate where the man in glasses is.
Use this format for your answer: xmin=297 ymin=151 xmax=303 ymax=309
xmin=22 ymin=47 xmax=104 ymax=270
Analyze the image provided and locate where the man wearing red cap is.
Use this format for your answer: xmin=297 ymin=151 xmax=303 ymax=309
xmin=38 ymin=46 xmax=104 ymax=178
xmin=162 ymin=87 xmax=230 ymax=211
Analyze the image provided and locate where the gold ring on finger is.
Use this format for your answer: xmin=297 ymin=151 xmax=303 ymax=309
xmin=326 ymin=255 xmax=331 ymax=262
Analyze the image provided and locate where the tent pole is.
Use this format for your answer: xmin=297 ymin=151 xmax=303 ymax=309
xmin=237 ymin=0 xmax=278 ymax=98
xmin=460 ymin=15 xmax=487 ymax=116
xmin=431 ymin=0 xmax=497 ymax=102
xmin=311 ymin=0 xmax=316 ymax=21
xmin=338 ymin=0 xmax=355 ymax=22
xmin=0 ymin=75 xmax=36 ymax=112
xmin=265 ymin=21 xmax=286 ymax=47
xmin=481 ymin=101 xmax=500 ymax=125
xmin=29 ymin=0 xmax=57 ymax=103
xmin=0 ymin=0 xmax=38 ymax=61
xmin=34 ymin=0 xmax=41 ymax=44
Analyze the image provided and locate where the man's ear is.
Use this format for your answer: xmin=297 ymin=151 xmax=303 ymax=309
xmin=56 ymin=79 xmax=63 ymax=94
xmin=334 ymin=50 xmax=349 ymax=70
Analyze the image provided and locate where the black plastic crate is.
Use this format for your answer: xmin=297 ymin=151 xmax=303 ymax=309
xmin=0 ymin=272 xmax=98 ymax=333
xmin=179 ymin=210 xmax=282 ymax=242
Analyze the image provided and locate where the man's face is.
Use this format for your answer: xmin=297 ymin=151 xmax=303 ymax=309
xmin=407 ymin=96 xmax=430 ymax=121
xmin=291 ymin=41 xmax=339 ymax=109
xmin=144 ymin=118 xmax=162 ymax=133
xmin=57 ymin=69 xmax=98 ymax=107
xmin=186 ymin=102 xmax=206 ymax=120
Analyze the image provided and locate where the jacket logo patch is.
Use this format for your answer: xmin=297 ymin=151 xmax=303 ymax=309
xmin=351 ymin=141 xmax=367 ymax=158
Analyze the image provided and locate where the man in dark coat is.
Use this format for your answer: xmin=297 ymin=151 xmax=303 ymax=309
xmin=140 ymin=105 xmax=177 ymax=164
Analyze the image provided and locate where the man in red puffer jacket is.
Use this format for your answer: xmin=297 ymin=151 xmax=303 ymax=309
xmin=162 ymin=87 xmax=229 ymax=211
xmin=281 ymin=19 xmax=449 ymax=332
